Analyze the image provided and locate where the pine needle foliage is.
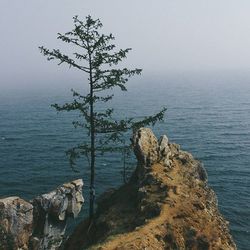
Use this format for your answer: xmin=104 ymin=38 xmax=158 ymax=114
xmin=39 ymin=15 xmax=166 ymax=220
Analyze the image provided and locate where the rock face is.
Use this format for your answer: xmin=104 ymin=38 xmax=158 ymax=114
xmin=31 ymin=179 xmax=84 ymax=250
xmin=0 ymin=179 xmax=84 ymax=250
xmin=0 ymin=197 xmax=33 ymax=250
xmin=132 ymin=128 xmax=159 ymax=179
xmin=65 ymin=128 xmax=236 ymax=250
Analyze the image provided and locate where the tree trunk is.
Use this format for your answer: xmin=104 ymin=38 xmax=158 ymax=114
xmin=89 ymin=56 xmax=95 ymax=221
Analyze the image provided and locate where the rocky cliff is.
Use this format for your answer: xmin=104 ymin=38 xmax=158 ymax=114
xmin=65 ymin=128 xmax=236 ymax=250
xmin=0 ymin=179 xmax=84 ymax=250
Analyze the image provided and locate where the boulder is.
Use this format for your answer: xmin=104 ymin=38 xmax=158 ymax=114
xmin=31 ymin=179 xmax=84 ymax=250
xmin=0 ymin=179 xmax=84 ymax=250
xmin=159 ymin=135 xmax=172 ymax=168
xmin=132 ymin=128 xmax=159 ymax=179
xmin=159 ymin=135 xmax=169 ymax=156
xmin=0 ymin=197 xmax=33 ymax=250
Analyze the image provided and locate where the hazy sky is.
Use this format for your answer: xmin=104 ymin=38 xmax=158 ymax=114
xmin=1 ymin=0 xmax=250 ymax=89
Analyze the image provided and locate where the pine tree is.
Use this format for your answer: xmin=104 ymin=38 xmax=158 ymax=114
xmin=39 ymin=15 xmax=166 ymax=221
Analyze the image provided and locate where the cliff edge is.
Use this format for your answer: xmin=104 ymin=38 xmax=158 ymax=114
xmin=65 ymin=128 xmax=236 ymax=250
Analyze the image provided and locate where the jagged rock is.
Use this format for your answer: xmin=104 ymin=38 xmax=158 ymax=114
xmin=159 ymin=135 xmax=169 ymax=156
xmin=179 ymin=151 xmax=208 ymax=182
xmin=31 ymin=179 xmax=84 ymax=250
xmin=0 ymin=179 xmax=84 ymax=250
xmin=132 ymin=127 xmax=159 ymax=165
xmin=169 ymin=143 xmax=180 ymax=157
xmin=159 ymin=135 xmax=173 ymax=168
xmin=132 ymin=128 xmax=159 ymax=179
xmin=132 ymin=129 xmax=182 ymax=175
xmin=0 ymin=197 xmax=33 ymax=250
xmin=65 ymin=128 xmax=236 ymax=250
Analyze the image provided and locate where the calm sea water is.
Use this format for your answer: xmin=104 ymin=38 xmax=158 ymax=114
xmin=0 ymin=72 xmax=249 ymax=249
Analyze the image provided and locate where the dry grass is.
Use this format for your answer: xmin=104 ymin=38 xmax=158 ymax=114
xmin=65 ymin=153 xmax=236 ymax=250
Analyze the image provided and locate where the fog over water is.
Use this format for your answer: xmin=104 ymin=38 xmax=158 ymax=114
xmin=1 ymin=0 xmax=250 ymax=90
xmin=1 ymin=1 xmax=250 ymax=249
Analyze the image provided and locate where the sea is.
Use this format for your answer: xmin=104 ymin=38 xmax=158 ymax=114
xmin=0 ymin=71 xmax=249 ymax=249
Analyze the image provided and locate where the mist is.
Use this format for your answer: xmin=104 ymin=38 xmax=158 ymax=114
xmin=1 ymin=0 xmax=250 ymax=90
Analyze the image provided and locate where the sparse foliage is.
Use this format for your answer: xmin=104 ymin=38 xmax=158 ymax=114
xmin=39 ymin=15 xmax=166 ymax=220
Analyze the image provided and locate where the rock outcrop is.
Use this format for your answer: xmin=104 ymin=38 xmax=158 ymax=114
xmin=0 ymin=179 xmax=84 ymax=250
xmin=0 ymin=197 xmax=33 ymax=250
xmin=65 ymin=128 xmax=236 ymax=250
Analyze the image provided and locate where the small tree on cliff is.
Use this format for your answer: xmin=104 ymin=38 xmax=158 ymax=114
xmin=39 ymin=15 xmax=166 ymax=221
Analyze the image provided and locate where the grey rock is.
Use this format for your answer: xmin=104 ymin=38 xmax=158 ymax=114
xmin=0 ymin=179 xmax=84 ymax=250
xmin=159 ymin=135 xmax=173 ymax=168
xmin=159 ymin=135 xmax=170 ymax=156
xmin=132 ymin=128 xmax=159 ymax=179
xmin=31 ymin=179 xmax=84 ymax=250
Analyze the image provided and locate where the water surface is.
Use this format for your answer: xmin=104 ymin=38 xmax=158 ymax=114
xmin=0 ymin=72 xmax=249 ymax=249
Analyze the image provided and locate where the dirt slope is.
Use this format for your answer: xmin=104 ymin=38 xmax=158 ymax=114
xmin=65 ymin=128 xmax=236 ymax=250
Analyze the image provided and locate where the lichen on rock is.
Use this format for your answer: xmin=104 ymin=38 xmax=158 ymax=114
xmin=0 ymin=197 xmax=33 ymax=250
